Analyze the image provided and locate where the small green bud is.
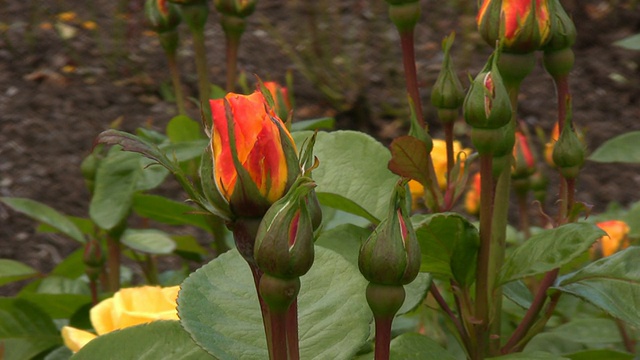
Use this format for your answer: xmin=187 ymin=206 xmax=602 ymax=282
xmin=213 ymin=0 xmax=257 ymax=18
xmin=431 ymin=33 xmax=465 ymax=111
xmin=254 ymin=177 xmax=316 ymax=279
xmin=463 ymin=51 xmax=512 ymax=130
xmin=388 ymin=2 xmax=420 ymax=33
xmin=358 ymin=181 xmax=420 ymax=286
xmin=529 ymin=169 xmax=549 ymax=203
xmin=83 ymin=239 xmax=104 ymax=281
xmin=552 ymin=99 xmax=585 ymax=179
xmin=544 ymin=0 xmax=577 ymax=52
xmin=144 ymin=0 xmax=181 ymax=34
xmin=552 ymin=123 xmax=584 ymax=179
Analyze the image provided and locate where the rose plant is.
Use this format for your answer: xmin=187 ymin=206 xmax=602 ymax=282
xmin=2 ymin=1 xmax=640 ymax=360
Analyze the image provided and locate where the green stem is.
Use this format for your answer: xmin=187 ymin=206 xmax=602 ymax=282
xmin=488 ymin=164 xmax=511 ymax=354
xmin=166 ymin=50 xmax=186 ymax=115
xmin=475 ymin=154 xmax=495 ymax=359
xmin=209 ymin=216 xmax=230 ymax=255
xmin=145 ymin=255 xmax=159 ymax=285
xmin=192 ymin=30 xmax=211 ymax=107
xmin=501 ymin=268 xmax=559 ymax=353
xmin=444 ymin=121 xmax=455 ymax=180
xmin=399 ymin=30 xmax=424 ymax=128
xmin=106 ymin=235 xmax=120 ymax=292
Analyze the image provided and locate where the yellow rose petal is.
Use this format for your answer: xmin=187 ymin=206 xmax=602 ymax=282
xmin=61 ymin=326 xmax=97 ymax=353
xmin=90 ymin=297 xmax=116 ymax=335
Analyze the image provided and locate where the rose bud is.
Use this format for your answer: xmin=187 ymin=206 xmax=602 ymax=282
xmin=144 ymin=0 xmax=181 ymax=34
xmin=254 ymin=177 xmax=316 ymax=279
xmin=213 ymin=0 xmax=257 ymax=18
xmin=431 ymin=33 xmax=465 ymax=114
xmin=477 ymin=0 xmax=552 ymax=53
xmin=209 ymin=90 xmax=300 ymax=217
xmin=512 ymin=125 xmax=537 ymax=180
xmin=359 ymin=181 xmax=420 ymax=286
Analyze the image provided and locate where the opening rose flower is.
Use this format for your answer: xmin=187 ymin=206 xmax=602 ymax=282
xmin=477 ymin=0 xmax=552 ymax=53
xmin=591 ymin=220 xmax=631 ymax=259
xmin=210 ymin=90 xmax=299 ymax=217
xmin=61 ymin=286 xmax=180 ymax=352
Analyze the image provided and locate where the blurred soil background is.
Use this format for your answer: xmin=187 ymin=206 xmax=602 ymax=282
xmin=1 ymin=0 xmax=639 ymax=295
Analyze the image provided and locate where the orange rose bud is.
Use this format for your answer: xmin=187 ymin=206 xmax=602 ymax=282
xmin=477 ymin=0 xmax=551 ymax=53
xmin=144 ymin=0 xmax=181 ymax=34
xmin=592 ymin=220 xmax=630 ymax=258
xmin=512 ymin=126 xmax=537 ymax=179
xmin=210 ymin=91 xmax=299 ymax=217
xmin=262 ymin=81 xmax=292 ymax=121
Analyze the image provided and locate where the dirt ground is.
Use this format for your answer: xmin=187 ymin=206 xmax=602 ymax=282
xmin=1 ymin=0 xmax=639 ymax=295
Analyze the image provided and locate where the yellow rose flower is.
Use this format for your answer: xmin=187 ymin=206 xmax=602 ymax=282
xmin=62 ymin=285 xmax=180 ymax=352
xmin=408 ymin=179 xmax=424 ymax=211
xmin=431 ymin=139 xmax=471 ymax=190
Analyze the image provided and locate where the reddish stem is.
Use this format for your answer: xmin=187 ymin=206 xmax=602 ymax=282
xmin=225 ymin=33 xmax=240 ymax=92
xmin=106 ymin=235 xmax=120 ymax=292
xmin=268 ymin=309 xmax=288 ymax=360
xmin=374 ymin=316 xmax=394 ymax=360
xmin=430 ymin=285 xmax=472 ymax=353
xmin=444 ymin=121 xmax=455 ymax=177
xmin=501 ymin=268 xmax=560 ymax=353
xmin=554 ymin=75 xmax=569 ymax=131
xmin=286 ymin=300 xmax=300 ymax=360
xmin=399 ymin=30 xmax=424 ymax=128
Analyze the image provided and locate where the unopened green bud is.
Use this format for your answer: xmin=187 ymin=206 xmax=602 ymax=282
xmin=463 ymin=51 xmax=512 ymax=130
xmin=358 ymin=181 xmax=420 ymax=286
xmin=144 ymin=0 xmax=181 ymax=34
xmin=213 ymin=0 xmax=257 ymax=18
xmin=544 ymin=0 xmax=577 ymax=52
xmin=83 ymin=239 xmax=104 ymax=281
xmin=553 ymin=99 xmax=585 ymax=179
xmin=172 ymin=0 xmax=209 ymax=32
xmin=552 ymin=122 xmax=584 ymax=179
xmin=254 ymin=177 xmax=316 ymax=279
xmin=387 ymin=2 xmax=420 ymax=33
xmin=431 ymin=33 xmax=465 ymax=111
